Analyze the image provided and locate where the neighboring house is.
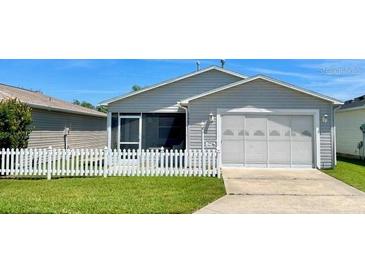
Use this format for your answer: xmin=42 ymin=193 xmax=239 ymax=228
xmin=336 ymin=95 xmax=365 ymax=159
xmin=101 ymin=66 xmax=343 ymax=169
xmin=0 ymin=83 xmax=107 ymax=149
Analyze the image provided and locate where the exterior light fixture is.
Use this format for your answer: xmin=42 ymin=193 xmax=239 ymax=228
xmin=209 ymin=112 xmax=215 ymax=123
xmin=322 ymin=114 xmax=328 ymax=124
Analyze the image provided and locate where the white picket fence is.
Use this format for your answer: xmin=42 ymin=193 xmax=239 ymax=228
xmin=0 ymin=148 xmax=220 ymax=179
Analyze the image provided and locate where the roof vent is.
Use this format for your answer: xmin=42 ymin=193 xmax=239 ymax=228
xmin=196 ymin=61 xmax=200 ymax=71
xmin=220 ymin=59 xmax=225 ymax=68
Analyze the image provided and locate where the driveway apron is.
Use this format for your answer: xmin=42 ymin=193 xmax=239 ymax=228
xmin=196 ymin=168 xmax=365 ymax=213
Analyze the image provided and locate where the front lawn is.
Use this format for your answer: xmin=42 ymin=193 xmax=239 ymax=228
xmin=323 ymin=157 xmax=365 ymax=192
xmin=0 ymin=176 xmax=225 ymax=213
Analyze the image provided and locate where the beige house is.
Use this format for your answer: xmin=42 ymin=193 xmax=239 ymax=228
xmin=336 ymin=96 xmax=365 ymax=159
xmin=0 ymin=83 xmax=107 ymax=149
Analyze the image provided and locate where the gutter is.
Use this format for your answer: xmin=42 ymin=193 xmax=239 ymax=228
xmin=332 ymin=105 xmax=342 ymax=167
xmin=177 ymin=101 xmax=189 ymax=149
xmin=28 ymin=103 xmax=107 ymax=118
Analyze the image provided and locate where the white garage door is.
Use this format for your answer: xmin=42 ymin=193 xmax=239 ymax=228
xmin=221 ymin=114 xmax=314 ymax=168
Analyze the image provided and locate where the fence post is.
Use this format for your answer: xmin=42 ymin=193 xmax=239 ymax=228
xmin=47 ymin=146 xmax=52 ymax=180
xmin=104 ymin=146 xmax=108 ymax=178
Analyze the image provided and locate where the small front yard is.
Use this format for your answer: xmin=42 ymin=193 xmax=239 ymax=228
xmin=323 ymin=157 xmax=365 ymax=192
xmin=0 ymin=176 xmax=225 ymax=213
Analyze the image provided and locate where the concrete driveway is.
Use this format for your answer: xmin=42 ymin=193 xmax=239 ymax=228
xmin=196 ymin=168 xmax=365 ymax=213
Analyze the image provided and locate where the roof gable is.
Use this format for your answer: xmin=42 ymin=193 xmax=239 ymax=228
xmin=181 ymin=75 xmax=343 ymax=105
xmin=100 ymin=66 xmax=247 ymax=105
xmin=0 ymin=83 xmax=106 ymax=117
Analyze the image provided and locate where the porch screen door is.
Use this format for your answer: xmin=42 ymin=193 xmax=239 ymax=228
xmin=119 ymin=115 xmax=141 ymax=150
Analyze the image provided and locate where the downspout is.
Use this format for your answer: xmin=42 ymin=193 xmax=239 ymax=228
xmin=177 ymin=101 xmax=189 ymax=150
xmin=333 ymin=105 xmax=341 ymax=167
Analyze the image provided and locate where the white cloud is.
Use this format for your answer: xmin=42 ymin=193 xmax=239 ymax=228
xmin=246 ymin=61 xmax=365 ymax=101
xmin=246 ymin=67 xmax=319 ymax=80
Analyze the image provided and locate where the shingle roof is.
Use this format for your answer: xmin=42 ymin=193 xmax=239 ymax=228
xmin=0 ymin=83 xmax=106 ymax=117
xmin=99 ymin=66 xmax=247 ymax=105
xmin=181 ymin=75 xmax=343 ymax=105
xmin=338 ymin=95 xmax=365 ymax=111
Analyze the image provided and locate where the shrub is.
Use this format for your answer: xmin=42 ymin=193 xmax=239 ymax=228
xmin=0 ymin=99 xmax=33 ymax=148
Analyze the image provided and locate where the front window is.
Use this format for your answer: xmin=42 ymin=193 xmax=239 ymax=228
xmin=111 ymin=113 xmax=186 ymax=150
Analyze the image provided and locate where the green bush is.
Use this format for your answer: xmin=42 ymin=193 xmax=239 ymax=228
xmin=0 ymin=99 xmax=33 ymax=148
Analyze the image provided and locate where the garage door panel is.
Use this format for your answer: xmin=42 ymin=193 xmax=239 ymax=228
xmin=221 ymin=114 xmax=314 ymax=168
xmin=291 ymin=141 xmax=313 ymax=165
xmin=222 ymin=141 xmax=244 ymax=164
xmin=221 ymin=115 xmax=244 ymax=165
xmin=269 ymin=141 xmax=291 ymax=165
xmin=245 ymin=116 xmax=267 ymax=165
xmin=291 ymin=116 xmax=313 ymax=166
xmin=291 ymin=115 xmax=313 ymax=137
xmin=268 ymin=116 xmax=291 ymax=165
xmin=246 ymin=140 xmax=267 ymax=164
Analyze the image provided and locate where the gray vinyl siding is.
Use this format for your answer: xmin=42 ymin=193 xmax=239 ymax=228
xmin=108 ymin=70 xmax=242 ymax=113
xmin=28 ymin=108 xmax=107 ymax=149
xmin=188 ymin=79 xmax=335 ymax=168
xmin=336 ymin=108 xmax=365 ymax=158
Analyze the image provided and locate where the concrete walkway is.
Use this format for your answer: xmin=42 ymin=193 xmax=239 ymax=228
xmin=196 ymin=168 xmax=365 ymax=213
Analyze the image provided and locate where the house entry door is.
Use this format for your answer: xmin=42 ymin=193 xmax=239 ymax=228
xmin=118 ymin=115 xmax=142 ymax=150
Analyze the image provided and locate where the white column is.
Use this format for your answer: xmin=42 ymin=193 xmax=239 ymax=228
xmin=201 ymin=128 xmax=205 ymax=151
xmin=107 ymin=112 xmax=112 ymax=149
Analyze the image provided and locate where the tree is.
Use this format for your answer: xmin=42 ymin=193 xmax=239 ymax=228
xmin=96 ymin=105 xmax=108 ymax=113
xmin=80 ymin=101 xmax=95 ymax=109
xmin=132 ymin=85 xmax=142 ymax=91
xmin=73 ymin=99 xmax=107 ymax=113
xmin=0 ymin=99 xmax=33 ymax=148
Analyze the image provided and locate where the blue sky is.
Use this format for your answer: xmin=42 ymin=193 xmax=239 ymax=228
xmin=0 ymin=59 xmax=364 ymax=105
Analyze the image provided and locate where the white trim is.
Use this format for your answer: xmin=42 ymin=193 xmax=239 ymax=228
xmin=117 ymin=113 xmax=121 ymax=150
xmin=177 ymin=102 xmax=189 ymax=150
xmin=108 ymin=107 xmax=183 ymax=114
xmin=139 ymin=112 xmax=143 ymax=150
xmin=217 ymin=108 xmax=321 ymax=169
xmin=99 ymin=66 xmax=247 ymax=105
xmin=107 ymin=112 xmax=111 ymax=149
xmin=182 ymin=75 xmax=343 ymax=105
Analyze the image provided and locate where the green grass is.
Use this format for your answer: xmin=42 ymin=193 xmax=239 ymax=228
xmin=0 ymin=176 xmax=225 ymax=214
xmin=323 ymin=157 xmax=365 ymax=192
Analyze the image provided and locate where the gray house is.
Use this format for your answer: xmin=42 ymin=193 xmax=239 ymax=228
xmin=101 ymin=66 xmax=342 ymax=169
xmin=0 ymin=83 xmax=107 ymax=149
